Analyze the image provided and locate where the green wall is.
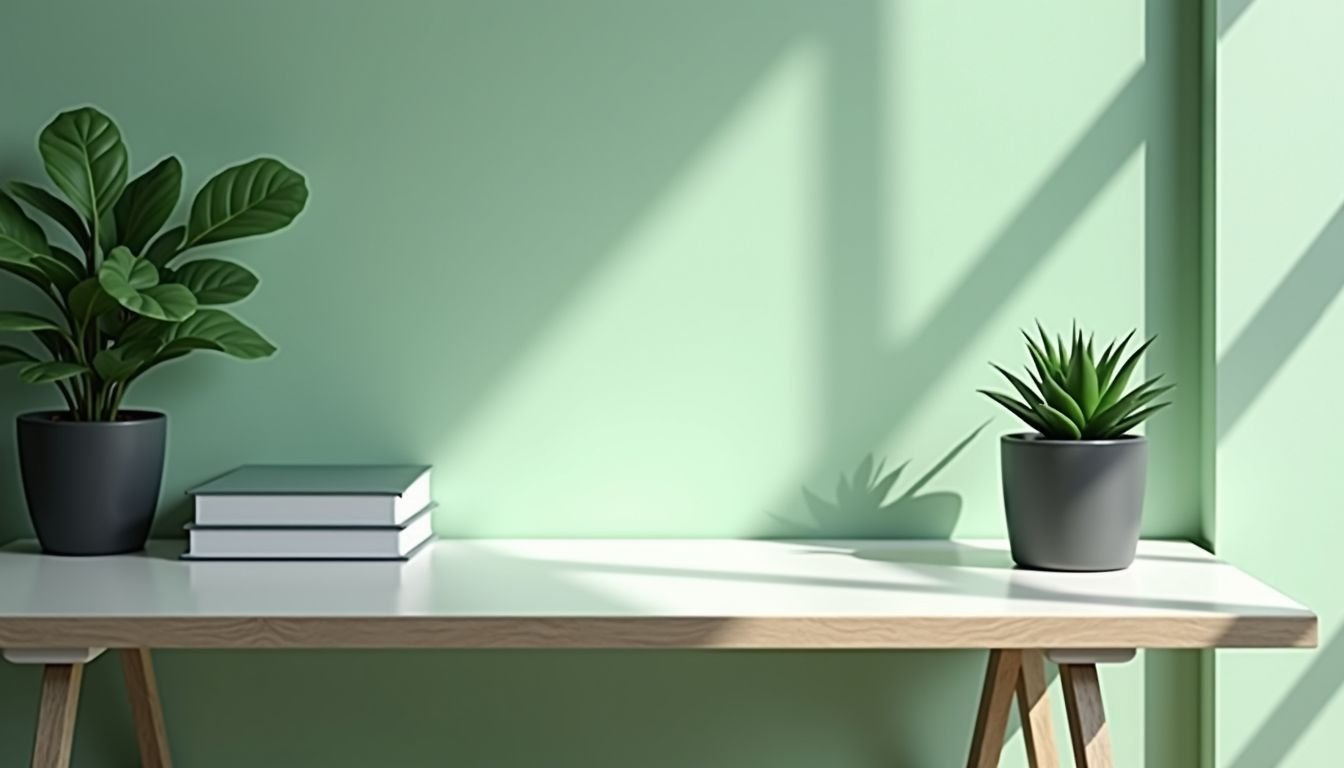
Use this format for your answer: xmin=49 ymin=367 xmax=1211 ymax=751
xmin=0 ymin=1 xmax=1204 ymax=765
xmin=1214 ymin=0 xmax=1344 ymax=765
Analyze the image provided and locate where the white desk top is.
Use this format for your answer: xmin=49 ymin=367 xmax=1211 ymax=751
xmin=0 ymin=539 xmax=1315 ymax=650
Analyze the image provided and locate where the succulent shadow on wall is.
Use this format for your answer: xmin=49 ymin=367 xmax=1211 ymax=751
xmin=772 ymin=422 xmax=986 ymax=539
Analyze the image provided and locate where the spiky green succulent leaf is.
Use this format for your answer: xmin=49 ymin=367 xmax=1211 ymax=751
xmin=1023 ymin=337 xmax=1054 ymax=385
xmin=1097 ymin=335 xmax=1156 ymax=413
xmin=1038 ymin=370 xmax=1086 ymax=429
xmin=1086 ymin=378 xmax=1172 ymax=437
xmin=979 ymin=390 xmax=1048 ymax=434
xmin=991 ymin=364 xmax=1043 ymax=408
xmin=1033 ymin=401 xmax=1083 ymax=439
xmin=1103 ymin=402 xmax=1171 ymax=438
xmin=1065 ymin=333 xmax=1100 ymax=418
xmin=983 ymin=324 xmax=1172 ymax=440
xmin=1097 ymin=329 xmax=1134 ymax=388
xmin=1036 ymin=321 xmax=1058 ymax=369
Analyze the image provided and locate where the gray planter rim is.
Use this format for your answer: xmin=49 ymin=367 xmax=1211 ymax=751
xmin=1001 ymin=432 xmax=1146 ymax=448
xmin=19 ymin=410 xmax=164 ymax=427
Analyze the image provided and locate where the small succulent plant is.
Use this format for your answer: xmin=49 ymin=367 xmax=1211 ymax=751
xmin=980 ymin=322 xmax=1171 ymax=440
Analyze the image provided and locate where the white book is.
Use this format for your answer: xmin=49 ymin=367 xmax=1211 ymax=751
xmin=190 ymin=465 xmax=432 ymax=527
xmin=184 ymin=506 xmax=435 ymax=560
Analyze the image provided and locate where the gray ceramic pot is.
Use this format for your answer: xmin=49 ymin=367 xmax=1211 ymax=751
xmin=17 ymin=410 xmax=166 ymax=556
xmin=1000 ymin=433 xmax=1146 ymax=572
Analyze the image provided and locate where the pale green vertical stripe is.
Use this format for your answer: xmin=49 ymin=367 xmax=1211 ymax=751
xmin=1200 ymin=0 xmax=1219 ymax=764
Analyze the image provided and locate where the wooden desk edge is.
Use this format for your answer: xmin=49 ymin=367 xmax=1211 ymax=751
xmin=0 ymin=614 xmax=1317 ymax=650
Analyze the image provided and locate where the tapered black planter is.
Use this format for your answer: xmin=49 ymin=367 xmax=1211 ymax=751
xmin=17 ymin=410 xmax=166 ymax=556
xmin=1000 ymin=433 xmax=1146 ymax=572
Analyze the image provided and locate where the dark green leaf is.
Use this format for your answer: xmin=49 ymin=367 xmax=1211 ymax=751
xmin=96 ymin=210 xmax=118 ymax=255
xmin=182 ymin=158 xmax=308 ymax=250
xmin=30 ymin=330 xmax=65 ymax=358
xmin=1088 ymin=378 xmax=1173 ymax=437
xmin=100 ymin=246 xmax=158 ymax=291
xmin=991 ymin=363 xmax=1043 ymax=407
xmin=114 ymin=156 xmax=182 ymax=253
xmin=1103 ymin=402 xmax=1172 ymax=438
xmin=9 ymin=182 xmax=90 ymax=250
xmin=1033 ymin=401 xmax=1083 ymax=439
xmin=38 ymin=107 xmax=128 ymax=226
xmin=172 ymin=259 xmax=258 ymax=305
xmin=119 ymin=284 xmax=196 ymax=322
xmin=33 ymin=252 xmax=82 ymax=296
xmin=144 ymin=225 xmax=184 ymax=266
xmin=0 ymin=311 xmax=61 ymax=333
xmin=1096 ymin=330 xmax=1134 ymax=389
xmin=0 ymin=345 xmax=36 ymax=366
xmin=1039 ymin=370 xmax=1086 ymax=430
xmin=99 ymin=247 xmax=195 ymax=321
xmin=1024 ymin=339 xmax=1054 ymax=384
xmin=18 ymin=360 xmax=88 ymax=384
xmin=980 ymin=390 xmax=1048 ymax=434
xmin=93 ymin=339 xmax=160 ymax=381
xmin=68 ymin=278 xmax=120 ymax=331
xmin=0 ymin=191 xmax=51 ymax=266
xmin=161 ymin=309 xmax=275 ymax=359
xmin=1035 ymin=321 xmax=1058 ymax=369
xmin=1068 ymin=341 xmax=1100 ymax=418
xmin=1096 ymin=335 xmax=1156 ymax=413
xmin=0 ymin=262 xmax=55 ymax=294
xmin=98 ymin=312 xmax=127 ymax=339
xmin=120 ymin=317 xmax=170 ymax=343
xmin=47 ymin=247 xmax=86 ymax=278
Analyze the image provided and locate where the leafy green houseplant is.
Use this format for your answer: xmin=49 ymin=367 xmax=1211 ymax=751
xmin=979 ymin=323 xmax=1171 ymax=439
xmin=0 ymin=106 xmax=307 ymax=554
xmin=980 ymin=323 xmax=1172 ymax=572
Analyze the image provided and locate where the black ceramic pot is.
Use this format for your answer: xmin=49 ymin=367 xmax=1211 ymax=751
xmin=1000 ymin=433 xmax=1146 ymax=572
xmin=17 ymin=410 xmax=166 ymax=556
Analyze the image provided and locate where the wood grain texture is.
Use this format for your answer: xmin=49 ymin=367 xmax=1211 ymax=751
xmin=967 ymin=649 xmax=1022 ymax=768
xmin=0 ymin=614 xmax=1317 ymax=650
xmin=120 ymin=649 xmax=172 ymax=768
xmin=1015 ymin=650 xmax=1059 ymax=768
xmin=1061 ymin=664 xmax=1113 ymax=768
xmin=31 ymin=663 xmax=82 ymax=768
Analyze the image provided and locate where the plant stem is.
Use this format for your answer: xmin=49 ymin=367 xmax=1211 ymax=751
xmin=108 ymin=382 xmax=127 ymax=420
xmin=54 ymin=381 xmax=76 ymax=415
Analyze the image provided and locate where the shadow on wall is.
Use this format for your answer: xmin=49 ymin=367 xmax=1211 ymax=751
xmin=1227 ymin=624 xmax=1344 ymax=767
xmin=0 ymin=0 xmax=849 ymax=542
xmin=773 ymin=422 xmax=986 ymax=538
xmin=1217 ymin=202 xmax=1344 ymax=441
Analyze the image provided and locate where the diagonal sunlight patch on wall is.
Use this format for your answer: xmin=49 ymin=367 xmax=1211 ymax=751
xmin=751 ymin=61 xmax=1153 ymax=539
xmin=1226 ymin=623 xmax=1344 ymax=768
xmin=888 ymin=14 xmax=1146 ymax=341
xmin=433 ymin=42 xmax=827 ymax=536
xmin=1216 ymin=202 xmax=1344 ymax=442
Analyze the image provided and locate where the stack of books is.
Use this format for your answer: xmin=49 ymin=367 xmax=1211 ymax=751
xmin=183 ymin=464 xmax=436 ymax=560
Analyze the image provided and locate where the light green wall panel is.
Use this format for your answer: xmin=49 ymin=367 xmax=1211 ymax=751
xmin=0 ymin=1 xmax=1202 ymax=765
xmin=1215 ymin=0 xmax=1344 ymax=765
